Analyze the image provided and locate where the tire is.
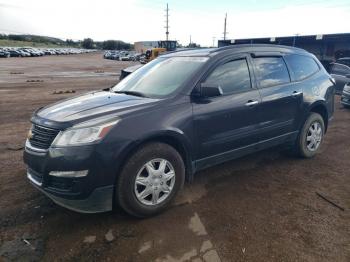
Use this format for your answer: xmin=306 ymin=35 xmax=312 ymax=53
xmin=343 ymin=104 xmax=350 ymax=109
xmin=116 ymin=142 xmax=185 ymax=217
xmin=295 ymin=112 xmax=325 ymax=158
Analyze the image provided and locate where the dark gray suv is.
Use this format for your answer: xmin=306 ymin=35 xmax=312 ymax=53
xmin=24 ymin=44 xmax=335 ymax=217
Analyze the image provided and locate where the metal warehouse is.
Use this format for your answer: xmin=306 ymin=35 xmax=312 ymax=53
xmin=218 ymin=33 xmax=350 ymax=66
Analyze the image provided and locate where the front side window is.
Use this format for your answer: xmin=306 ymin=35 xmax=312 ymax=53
xmin=113 ymin=56 xmax=208 ymax=98
xmin=204 ymin=59 xmax=252 ymax=94
xmin=285 ymin=55 xmax=320 ymax=81
xmin=253 ymin=57 xmax=290 ymax=88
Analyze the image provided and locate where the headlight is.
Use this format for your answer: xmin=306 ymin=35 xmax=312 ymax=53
xmin=52 ymin=117 xmax=120 ymax=146
xmin=344 ymin=84 xmax=350 ymax=93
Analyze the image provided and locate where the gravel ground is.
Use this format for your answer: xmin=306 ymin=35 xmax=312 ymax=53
xmin=0 ymin=53 xmax=349 ymax=262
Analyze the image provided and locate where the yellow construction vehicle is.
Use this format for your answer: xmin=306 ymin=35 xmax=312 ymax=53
xmin=142 ymin=47 xmax=167 ymax=64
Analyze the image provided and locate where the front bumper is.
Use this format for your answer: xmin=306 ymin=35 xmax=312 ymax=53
xmin=28 ymin=170 xmax=113 ymax=213
xmin=23 ymin=140 xmax=117 ymax=213
xmin=341 ymin=90 xmax=350 ymax=106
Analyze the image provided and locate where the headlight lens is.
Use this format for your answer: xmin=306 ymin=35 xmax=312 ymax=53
xmin=52 ymin=118 xmax=120 ymax=146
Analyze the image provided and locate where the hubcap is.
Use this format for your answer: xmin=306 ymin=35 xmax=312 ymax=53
xmin=306 ymin=121 xmax=323 ymax=152
xmin=134 ymin=158 xmax=176 ymax=206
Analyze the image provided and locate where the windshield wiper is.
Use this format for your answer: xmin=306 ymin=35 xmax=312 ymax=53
xmin=113 ymin=90 xmax=148 ymax=98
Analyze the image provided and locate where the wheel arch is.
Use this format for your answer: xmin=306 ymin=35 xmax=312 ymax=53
xmin=115 ymin=130 xmax=195 ymax=185
xmin=307 ymin=101 xmax=329 ymax=132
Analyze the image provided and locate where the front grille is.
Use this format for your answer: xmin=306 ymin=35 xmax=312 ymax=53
xmin=29 ymin=124 xmax=60 ymax=150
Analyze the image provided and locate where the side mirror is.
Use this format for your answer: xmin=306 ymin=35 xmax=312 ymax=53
xmin=200 ymin=83 xmax=223 ymax=97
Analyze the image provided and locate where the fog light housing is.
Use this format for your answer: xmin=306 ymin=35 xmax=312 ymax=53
xmin=49 ymin=170 xmax=88 ymax=178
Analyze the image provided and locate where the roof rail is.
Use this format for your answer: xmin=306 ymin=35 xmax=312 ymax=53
xmin=209 ymin=43 xmax=305 ymax=54
xmin=163 ymin=48 xmax=203 ymax=55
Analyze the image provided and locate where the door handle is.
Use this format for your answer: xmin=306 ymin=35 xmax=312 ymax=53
xmin=245 ymin=100 xmax=259 ymax=107
xmin=292 ymin=91 xmax=303 ymax=97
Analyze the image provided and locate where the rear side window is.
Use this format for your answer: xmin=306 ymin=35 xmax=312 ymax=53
xmin=253 ymin=57 xmax=290 ymax=88
xmin=285 ymin=55 xmax=319 ymax=81
xmin=205 ymin=59 xmax=251 ymax=94
xmin=330 ymin=63 xmax=350 ymax=76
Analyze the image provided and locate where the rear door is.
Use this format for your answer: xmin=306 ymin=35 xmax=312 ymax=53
xmin=251 ymin=54 xmax=303 ymax=145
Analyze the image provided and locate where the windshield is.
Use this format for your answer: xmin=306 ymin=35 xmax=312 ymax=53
xmin=112 ymin=56 xmax=208 ymax=98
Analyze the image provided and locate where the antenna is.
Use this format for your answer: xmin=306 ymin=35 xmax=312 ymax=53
xmin=165 ymin=3 xmax=169 ymax=41
xmin=223 ymin=13 xmax=228 ymax=40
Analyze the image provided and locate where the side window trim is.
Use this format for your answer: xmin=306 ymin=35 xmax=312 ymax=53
xmin=252 ymin=55 xmax=292 ymax=89
xmin=199 ymin=54 xmax=255 ymax=96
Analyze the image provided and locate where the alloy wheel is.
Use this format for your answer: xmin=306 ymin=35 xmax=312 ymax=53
xmin=134 ymin=158 xmax=176 ymax=206
xmin=306 ymin=121 xmax=323 ymax=152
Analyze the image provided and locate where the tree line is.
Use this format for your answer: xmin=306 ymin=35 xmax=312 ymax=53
xmin=0 ymin=34 xmax=133 ymax=50
xmin=82 ymin=38 xmax=133 ymax=50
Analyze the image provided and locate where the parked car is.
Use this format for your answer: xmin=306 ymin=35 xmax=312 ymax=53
xmin=18 ymin=50 xmax=31 ymax=57
xmin=120 ymin=53 xmax=130 ymax=61
xmin=130 ymin=53 xmax=142 ymax=61
xmin=0 ymin=50 xmax=10 ymax=58
xmin=24 ymin=44 xmax=335 ymax=217
xmin=103 ymin=51 xmax=111 ymax=58
xmin=336 ymin=57 xmax=350 ymax=67
xmin=110 ymin=52 xmax=120 ymax=60
xmin=341 ymin=83 xmax=350 ymax=108
xmin=104 ymin=51 xmax=120 ymax=60
xmin=8 ymin=50 xmax=22 ymax=57
xmin=329 ymin=60 xmax=350 ymax=94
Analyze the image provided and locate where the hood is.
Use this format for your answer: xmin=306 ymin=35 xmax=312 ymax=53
xmin=36 ymin=91 xmax=159 ymax=125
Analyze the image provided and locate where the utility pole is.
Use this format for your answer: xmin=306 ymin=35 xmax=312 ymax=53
xmin=190 ymin=35 xmax=192 ymax=46
xmin=223 ymin=13 xmax=228 ymax=40
xmin=293 ymin=33 xmax=299 ymax=47
xmin=165 ymin=3 xmax=169 ymax=41
xmin=212 ymin=37 xmax=216 ymax=47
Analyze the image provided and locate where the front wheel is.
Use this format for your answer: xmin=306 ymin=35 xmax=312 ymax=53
xmin=116 ymin=142 xmax=185 ymax=217
xmin=295 ymin=113 xmax=325 ymax=158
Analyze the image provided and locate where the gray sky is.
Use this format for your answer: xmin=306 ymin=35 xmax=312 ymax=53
xmin=0 ymin=0 xmax=349 ymax=46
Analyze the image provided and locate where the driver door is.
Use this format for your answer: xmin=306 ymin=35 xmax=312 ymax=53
xmin=192 ymin=55 xmax=262 ymax=169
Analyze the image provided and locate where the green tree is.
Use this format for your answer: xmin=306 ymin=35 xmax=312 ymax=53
xmin=102 ymin=40 xmax=118 ymax=50
xmin=101 ymin=40 xmax=133 ymax=50
xmin=82 ymin=38 xmax=94 ymax=49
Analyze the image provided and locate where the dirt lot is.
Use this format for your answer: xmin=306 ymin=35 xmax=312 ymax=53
xmin=0 ymin=53 xmax=349 ymax=262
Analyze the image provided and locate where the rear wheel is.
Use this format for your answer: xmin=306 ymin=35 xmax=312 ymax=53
xmin=116 ymin=142 xmax=185 ymax=217
xmin=295 ymin=113 xmax=325 ymax=158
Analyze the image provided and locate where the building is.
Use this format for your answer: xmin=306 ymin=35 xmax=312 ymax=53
xmin=134 ymin=40 xmax=177 ymax=53
xmin=134 ymin=41 xmax=159 ymax=53
xmin=218 ymin=33 xmax=350 ymax=67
